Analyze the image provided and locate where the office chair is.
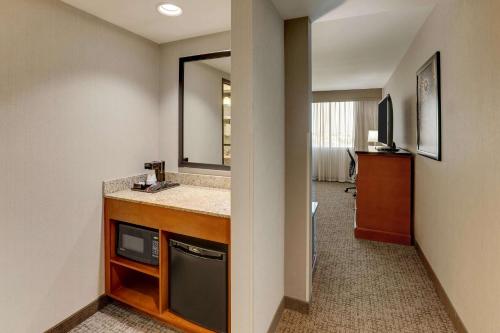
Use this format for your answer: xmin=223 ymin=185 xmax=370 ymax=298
xmin=344 ymin=148 xmax=356 ymax=197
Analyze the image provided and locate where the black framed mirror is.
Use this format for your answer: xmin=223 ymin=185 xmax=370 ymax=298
xmin=179 ymin=51 xmax=231 ymax=171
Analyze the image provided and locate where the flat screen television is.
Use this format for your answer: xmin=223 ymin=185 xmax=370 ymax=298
xmin=377 ymin=94 xmax=395 ymax=150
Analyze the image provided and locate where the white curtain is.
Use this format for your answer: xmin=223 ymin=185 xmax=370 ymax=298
xmin=354 ymin=101 xmax=378 ymax=151
xmin=312 ymin=100 xmax=378 ymax=182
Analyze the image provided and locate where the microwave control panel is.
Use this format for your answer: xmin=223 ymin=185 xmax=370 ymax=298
xmin=152 ymin=237 xmax=159 ymax=258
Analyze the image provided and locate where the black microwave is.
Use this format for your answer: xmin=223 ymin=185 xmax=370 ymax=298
xmin=116 ymin=223 xmax=159 ymax=265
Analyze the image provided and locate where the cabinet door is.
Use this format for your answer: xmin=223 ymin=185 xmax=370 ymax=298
xmin=356 ymin=155 xmax=412 ymax=244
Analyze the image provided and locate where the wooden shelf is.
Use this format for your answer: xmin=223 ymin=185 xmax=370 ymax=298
xmin=110 ymin=256 xmax=160 ymax=278
xmin=110 ymin=264 xmax=160 ymax=314
xmin=111 ymin=284 xmax=159 ymax=314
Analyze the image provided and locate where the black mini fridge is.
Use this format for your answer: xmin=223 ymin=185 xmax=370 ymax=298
xmin=169 ymin=236 xmax=228 ymax=333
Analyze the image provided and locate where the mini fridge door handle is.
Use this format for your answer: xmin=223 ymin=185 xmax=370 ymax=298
xmin=171 ymin=241 xmax=226 ymax=261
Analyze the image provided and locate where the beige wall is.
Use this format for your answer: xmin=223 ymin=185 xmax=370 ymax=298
xmin=284 ymin=17 xmax=313 ymax=303
xmin=231 ymin=0 xmax=253 ymax=329
xmin=384 ymin=0 xmax=500 ymax=332
xmin=251 ymin=1 xmax=285 ymax=332
xmin=0 ymin=1 xmax=160 ymax=332
xmin=159 ymin=32 xmax=230 ymax=172
xmin=231 ymin=0 xmax=285 ymax=331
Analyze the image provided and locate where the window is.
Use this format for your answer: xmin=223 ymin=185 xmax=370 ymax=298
xmin=312 ymin=101 xmax=355 ymax=148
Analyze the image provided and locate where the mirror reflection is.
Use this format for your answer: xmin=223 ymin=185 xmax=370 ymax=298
xmin=180 ymin=51 xmax=231 ymax=170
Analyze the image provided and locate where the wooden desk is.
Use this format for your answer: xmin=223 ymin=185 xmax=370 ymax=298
xmin=354 ymin=148 xmax=413 ymax=245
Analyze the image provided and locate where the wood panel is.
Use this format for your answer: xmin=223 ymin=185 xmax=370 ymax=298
xmin=355 ymin=152 xmax=413 ymax=245
xmin=354 ymin=227 xmax=411 ymax=245
xmin=159 ymin=231 xmax=169 ymax=313
xmin=106 ymin=199 xmax=230 ymax=244
xmin=104 ymin=200 xmax=113 ymax=294
xmin=110 ymin=256 xmax=159 ymax=278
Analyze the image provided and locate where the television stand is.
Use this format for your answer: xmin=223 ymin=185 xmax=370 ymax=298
xmin=354 ymin=150 xmax=413 ymax=245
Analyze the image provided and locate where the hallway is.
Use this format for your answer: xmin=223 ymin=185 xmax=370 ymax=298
xmin=276 ymin=182 xmax=455 ymax=332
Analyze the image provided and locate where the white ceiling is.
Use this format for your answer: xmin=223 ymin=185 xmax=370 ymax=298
xmin=61 ymin=0 xmax=435 ymax=92
xmin=317 ymin=0 xmax=437 ymax=22
xmin=61 ymin=0 xmax=231 ymax=44
xmin=271 ymin=0 xmax=345 ymax=21
xmin=312 ymin=0 xmax=436 ymax=91
xmin=60 ymin=0 xmax=339 ymax=44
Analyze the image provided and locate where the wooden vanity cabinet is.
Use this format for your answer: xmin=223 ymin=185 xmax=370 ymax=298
xmin=104 ymin=198 xmax=231 ymax=333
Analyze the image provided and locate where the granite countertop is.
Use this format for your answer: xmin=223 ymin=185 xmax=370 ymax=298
xmin=105 ymin=185 xmax=230 ymax=219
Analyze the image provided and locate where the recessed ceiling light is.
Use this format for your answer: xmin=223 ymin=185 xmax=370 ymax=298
xmin=157 ymin=3 xmax=183 ymax=17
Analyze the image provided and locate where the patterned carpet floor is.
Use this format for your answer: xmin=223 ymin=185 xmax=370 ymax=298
xmin=275 ymin=181 xmax=455 ymax=333
xmin=70 ymin=304 xmax=179 ymax=333
xmin=72 ymin=181 xmax=455 ymax=333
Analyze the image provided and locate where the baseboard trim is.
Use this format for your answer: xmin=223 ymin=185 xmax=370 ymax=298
xmin=267 ymin=297 xmax=285 ymax=333
xmin=284 ymin=296 xmax=310 ymax=314
xmin=355 ymin=227 xmax=412 ymax=245
xmin=415 ymin=242 xmax=468 ymax=333
xmin=44 ymin=295 xmax=110 ymax=333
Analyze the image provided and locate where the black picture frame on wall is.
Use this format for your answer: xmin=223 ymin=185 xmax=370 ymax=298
xmin=416 ymin=51 xmax=441 ymax=161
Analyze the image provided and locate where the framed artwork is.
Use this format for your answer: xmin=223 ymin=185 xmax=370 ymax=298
xmin=416 ymin=51 xmax=441 ymax=161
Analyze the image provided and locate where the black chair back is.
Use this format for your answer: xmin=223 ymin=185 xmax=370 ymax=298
xmin=346 ymin=148 xmax=356 ymax=178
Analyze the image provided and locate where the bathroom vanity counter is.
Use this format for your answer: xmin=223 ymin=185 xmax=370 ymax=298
xmin=105 ymin=184 xmax=230 ymax=218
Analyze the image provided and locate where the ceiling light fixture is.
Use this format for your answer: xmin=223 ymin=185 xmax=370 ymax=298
xmin=157 ymin=3 xmax=183 ymax=17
